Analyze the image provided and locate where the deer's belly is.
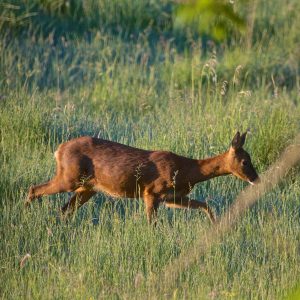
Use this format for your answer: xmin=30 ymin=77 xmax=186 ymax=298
xmin=93 ymin=180 xmax=141 ymax=198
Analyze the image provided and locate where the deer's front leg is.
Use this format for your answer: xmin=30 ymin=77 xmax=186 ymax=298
xmin=165 ymin=197 xmax=215 ymax=223
xmin=143 ymin=194 xmax=160 ymax=225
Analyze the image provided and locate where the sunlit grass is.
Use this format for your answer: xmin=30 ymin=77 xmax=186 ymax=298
xmin=1 ymin=0 xmax=300 ymax=299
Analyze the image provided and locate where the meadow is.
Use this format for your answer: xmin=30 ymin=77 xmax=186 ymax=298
xmin=1 ymin=0 xmax=300 ymax=299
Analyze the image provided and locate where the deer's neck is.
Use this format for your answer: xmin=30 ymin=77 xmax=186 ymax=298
xmin=191 ymin=152 xmax=230 ymax=183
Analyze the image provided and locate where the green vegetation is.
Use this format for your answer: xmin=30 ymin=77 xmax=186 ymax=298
xmin=1 ymin=0 xmax=300 ymax=298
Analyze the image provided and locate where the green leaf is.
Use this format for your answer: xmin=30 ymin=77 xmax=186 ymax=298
xmin=175 ymin=0 xmax=247 ymax=40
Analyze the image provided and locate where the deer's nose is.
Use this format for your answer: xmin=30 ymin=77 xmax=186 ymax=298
xmin=249 ymin=177 xmax=260 ymax=185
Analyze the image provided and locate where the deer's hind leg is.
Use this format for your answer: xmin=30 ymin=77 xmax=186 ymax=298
xmin=61 ymin=187 xmax=96 ymax=216
xmin=26 ymin=177 xmax=74 ymax=207
xmin=26 ymin=149 xmax=91 ymax=207
xmin=25 ymin=165 xmax=82 ymax=207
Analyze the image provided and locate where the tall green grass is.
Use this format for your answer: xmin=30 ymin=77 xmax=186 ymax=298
xmin=1 ymin=0 xmax=300 ymax=299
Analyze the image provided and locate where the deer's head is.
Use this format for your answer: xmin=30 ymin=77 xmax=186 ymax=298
xmin=227 ymin=131 xmax=259 ymax=185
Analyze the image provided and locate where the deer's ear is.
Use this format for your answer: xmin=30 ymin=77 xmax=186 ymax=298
xmin=239 ymin=131 xmax=247 ymax=147
xmin=231 ymin=131 xmax=241 ymax=149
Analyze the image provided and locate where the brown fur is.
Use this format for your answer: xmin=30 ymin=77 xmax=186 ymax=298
xmin=26 ymin=131 xmax=259 ymax=224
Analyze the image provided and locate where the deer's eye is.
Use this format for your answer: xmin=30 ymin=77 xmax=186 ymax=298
xmin=242 ymin=160 xmax=248 ymax=166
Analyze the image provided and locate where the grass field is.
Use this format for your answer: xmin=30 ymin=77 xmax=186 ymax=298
xmin=1 ymin=0 xmax=300 ymax=299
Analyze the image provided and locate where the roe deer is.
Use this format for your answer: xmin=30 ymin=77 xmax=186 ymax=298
xmin=26 ymin=131 xmax=259 ymax=223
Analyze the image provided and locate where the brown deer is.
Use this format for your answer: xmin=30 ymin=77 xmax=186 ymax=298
xmin=26 ymin=131 xmax=259 ymax=223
